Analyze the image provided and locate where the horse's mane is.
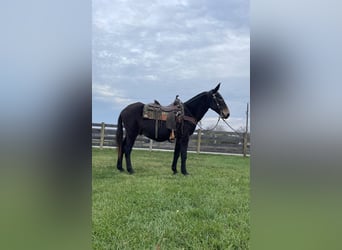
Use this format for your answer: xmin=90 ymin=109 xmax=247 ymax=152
xmin=184 ymin=91 xmax=208 ymax=105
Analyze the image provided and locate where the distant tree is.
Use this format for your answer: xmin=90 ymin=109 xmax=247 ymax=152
xmin=204 ymin=124 xmax=226 ymax=131
xmin=237 ymin=126 xmax=246 ymax=133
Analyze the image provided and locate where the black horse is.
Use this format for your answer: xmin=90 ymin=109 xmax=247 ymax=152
xmin=116 ymin=83 xmax=230 ymax=175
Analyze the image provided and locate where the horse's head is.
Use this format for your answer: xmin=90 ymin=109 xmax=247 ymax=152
xmin=209 ymin=83 xmax=230 ymax=119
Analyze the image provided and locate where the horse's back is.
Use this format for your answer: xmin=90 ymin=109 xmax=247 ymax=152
xmin=121 ymin=102 xmax=144 ymax=116
xmin=120 ymin=102 xmax=144 ymax=129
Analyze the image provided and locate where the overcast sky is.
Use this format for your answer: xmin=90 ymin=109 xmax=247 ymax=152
xmin=93 ymin=0 xmax=249 ymax=131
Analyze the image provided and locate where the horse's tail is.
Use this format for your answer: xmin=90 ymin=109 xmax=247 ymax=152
xmin=116 ymin=114 xmax=124 ymax=161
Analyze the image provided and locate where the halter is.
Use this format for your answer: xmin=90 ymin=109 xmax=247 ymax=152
xmin=194 ymin=93 xmax=224 ymax=131
xmin=212 ymin=93 xmax=224 ymax=118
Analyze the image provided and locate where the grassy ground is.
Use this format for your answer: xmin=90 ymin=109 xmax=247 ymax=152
xmin=92 ymin=148 xmax=250 ymax=249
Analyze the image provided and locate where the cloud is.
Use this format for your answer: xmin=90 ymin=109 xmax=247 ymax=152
xmin=92 ymin=0 xmax=249 ymax=122
xmin=92 ymin=84 xmax=132 ymax=105
xmin=93 ymin=0 xmax=249 ymax=80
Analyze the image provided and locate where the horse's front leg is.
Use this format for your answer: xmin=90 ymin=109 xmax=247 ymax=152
xmin=171 ymin=139 xmax=181 ymax=174
xmin=180 ymin=136 xmax=190 ymax=175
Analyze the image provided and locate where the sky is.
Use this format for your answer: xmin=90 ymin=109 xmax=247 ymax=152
xmin=92 ymin=0 xmax=250 ymax=131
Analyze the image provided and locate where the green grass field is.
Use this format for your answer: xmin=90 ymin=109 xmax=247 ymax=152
xmin=92 ymin=148 xmax=250 ymax=249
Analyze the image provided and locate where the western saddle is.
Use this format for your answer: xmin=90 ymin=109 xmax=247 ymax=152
xmin=143 ymin=96 xmax=183 ymax=142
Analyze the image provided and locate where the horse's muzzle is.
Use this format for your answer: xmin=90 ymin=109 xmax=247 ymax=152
xmin=221 ymin=108 xmax=230 ymax=119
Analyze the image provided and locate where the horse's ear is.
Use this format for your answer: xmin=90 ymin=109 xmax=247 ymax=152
xmin=213 ymin=83 xmax=221 ymax=93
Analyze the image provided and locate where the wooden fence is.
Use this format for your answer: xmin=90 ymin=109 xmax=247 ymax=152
xmin=92 ymin=122 xmax=250 ymax=155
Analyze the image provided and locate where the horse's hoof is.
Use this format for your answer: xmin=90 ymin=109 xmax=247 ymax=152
xmin=182 ymin=172 xmax=189 ymax=176
xmin=117 ymin=168 xmax=124 ymax=172
xmin=173 ymin=171 xmax=178 ymax=175
xmin=128 ymin=170 xmax=135 ymax=174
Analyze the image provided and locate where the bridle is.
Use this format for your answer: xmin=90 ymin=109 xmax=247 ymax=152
xmin=212 ymin=93 xmax=225 ymax=118
xmin=195 ymin=93 xmax=225 ymax=131
xmin=201 ymin=93 xmax=241 ymax=135
xmin=181 ymin=92 xmax=227 ymax=128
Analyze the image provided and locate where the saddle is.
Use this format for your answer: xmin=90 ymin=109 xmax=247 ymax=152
xmin=143 ymin=96 xmax=183 ymax=141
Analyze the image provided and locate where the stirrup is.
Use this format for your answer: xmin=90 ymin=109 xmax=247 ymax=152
xmin=168 ymin=130 xmax=175 ymax=143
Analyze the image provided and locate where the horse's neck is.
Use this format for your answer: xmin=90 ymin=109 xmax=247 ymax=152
xmin=184 ymin=94 xmax=209 ymax=122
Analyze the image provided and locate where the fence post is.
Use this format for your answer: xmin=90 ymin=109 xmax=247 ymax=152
xmin=149 ymin=139 xmax=153 ymax=151
xmin=100 ymin=122 xmax=105 ymax=149
xmin=243 ymin=103 xmax=249 ymax=157
xmin=197 ymin=128 xmax=202 ymax=153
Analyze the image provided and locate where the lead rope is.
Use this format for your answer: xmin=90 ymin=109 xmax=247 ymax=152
xmin=221 ymin=118 xmax=244 ymax=138
xmin=197 ymin=116 xmax=221 ymax=131
xmin=197 ymin=115 xmax=245 ymax=139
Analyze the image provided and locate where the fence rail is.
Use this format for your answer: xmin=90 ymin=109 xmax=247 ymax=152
xmin=92 ymin=122 xmax=250 ymax=155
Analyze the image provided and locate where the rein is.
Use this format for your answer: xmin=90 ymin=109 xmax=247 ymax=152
xmin=221 ymin=118 xmax=244 ymax=137
xmin=196 ymin=115 xmax=245 ymax=138
xmin=196 ymin=116 xmax=221 ymax=131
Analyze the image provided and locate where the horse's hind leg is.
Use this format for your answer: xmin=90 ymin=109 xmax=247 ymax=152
xmin=123 ymin=134 xmax=138 ymax=174
xmin=117 ymin=137 xmax=125 ymax=172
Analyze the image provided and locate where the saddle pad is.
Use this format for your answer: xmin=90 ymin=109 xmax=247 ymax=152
xmin=143 ymin=104 xmax=168 ymax=121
